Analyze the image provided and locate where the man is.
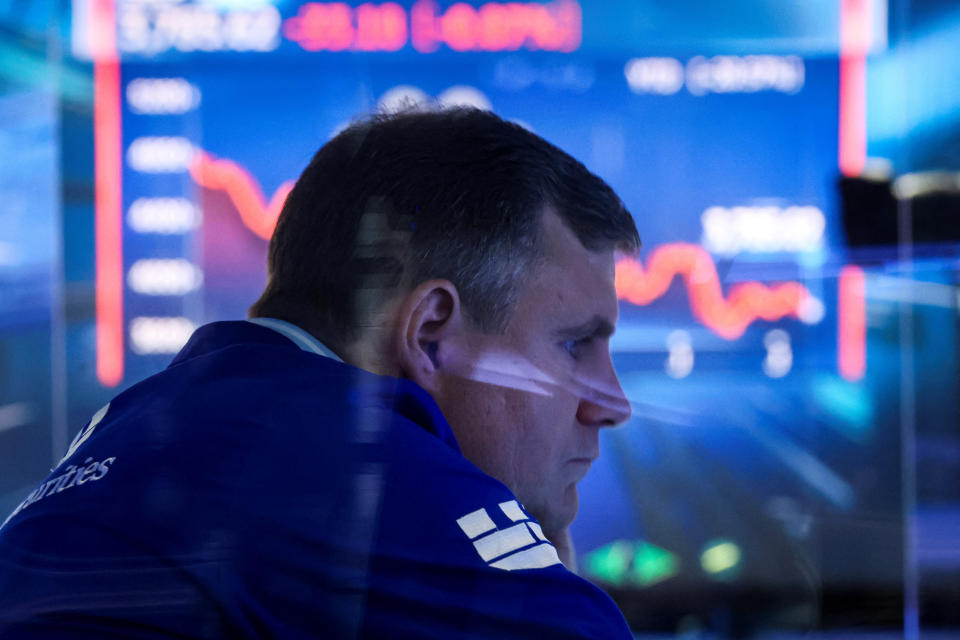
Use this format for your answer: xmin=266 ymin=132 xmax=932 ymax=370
xmin=0 ymin=107 xmax=639 ymax=637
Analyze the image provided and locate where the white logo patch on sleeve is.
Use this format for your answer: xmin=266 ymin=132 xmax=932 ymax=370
xmin=61 ymin=403 xmax=110 ymax=464
xmin=455 ymin=500 xmax=561 ymax=571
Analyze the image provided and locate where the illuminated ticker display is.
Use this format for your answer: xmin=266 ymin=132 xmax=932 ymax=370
xmin=88 ymin=0 xmax=867 ymax=390
xmin=189 ymin=151 xmax=857 ymax=352
xmin=286 ymin=0 xmax=581 ymax=52
xmin=74 ymin=0 xmax=917 ymax=625
xmin=124 ymin=138 xmax=865 ymax=384
xmin=111 ymin=79 xmax=861 ymax=384
xmin=114 ymin=0 xmax=581 ymax=55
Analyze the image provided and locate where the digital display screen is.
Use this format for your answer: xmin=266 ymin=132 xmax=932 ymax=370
xmin=8 ymin=0 xmax=944 ymax=634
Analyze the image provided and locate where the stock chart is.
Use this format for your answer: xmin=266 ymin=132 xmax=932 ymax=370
xmin=4 ymin=0 xmax=931 ymax=633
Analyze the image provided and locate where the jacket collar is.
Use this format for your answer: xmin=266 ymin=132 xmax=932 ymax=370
xmin=246 ymin=318 xmax=343 ymax=362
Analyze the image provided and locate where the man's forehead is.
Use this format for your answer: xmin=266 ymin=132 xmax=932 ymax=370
xmin=529 ymin=210 xmax=620 ymax=321
xmin=536 ymin=209 xmax=614 ymax=273
xmin=539 ymin=210 xmax=615 ymax=272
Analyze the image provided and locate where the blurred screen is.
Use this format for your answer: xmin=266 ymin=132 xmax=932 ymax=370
xmin=6 ymin=0 xmax=960 ymax=636
xmin=0 ymin=88 xmax=60 ymax=505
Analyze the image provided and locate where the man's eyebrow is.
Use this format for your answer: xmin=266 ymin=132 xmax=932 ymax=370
xmin=553 ymin=316 xmax=616 ymax=340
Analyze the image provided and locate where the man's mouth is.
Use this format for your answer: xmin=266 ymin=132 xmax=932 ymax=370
xmin=567 ymin=457 xmax=596 ymax=480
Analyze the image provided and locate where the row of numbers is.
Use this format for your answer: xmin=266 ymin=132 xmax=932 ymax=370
xmin=119 ymin=5 xmax=281 ymax=54
xmin=125 ymin=77 xmax=204 ymax=356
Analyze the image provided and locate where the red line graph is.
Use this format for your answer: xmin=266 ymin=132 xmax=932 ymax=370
xmin=189 ymin=154 xmax=866 ymax=380
xmin=189 ymin=157 xmax=814 ymax=343
xmin=615 ymin=244 xmax=812 ymax=340
xmin=189 ymin=151 xmax=295 ymax=241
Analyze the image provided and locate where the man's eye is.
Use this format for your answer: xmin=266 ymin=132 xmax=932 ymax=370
xmin=562 ymin=337 xmax=592 ymax=359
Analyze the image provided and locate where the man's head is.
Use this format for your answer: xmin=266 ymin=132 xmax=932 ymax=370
xmin=251 ymin=107 xmax=639 ymax=535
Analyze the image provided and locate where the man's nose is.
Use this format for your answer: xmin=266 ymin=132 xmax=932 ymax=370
xmin=575 ymin=358 xmax=632 ymax=428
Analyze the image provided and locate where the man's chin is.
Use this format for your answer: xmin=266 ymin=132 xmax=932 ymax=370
xmin=536 ymin=486 xmax=579 ymax=538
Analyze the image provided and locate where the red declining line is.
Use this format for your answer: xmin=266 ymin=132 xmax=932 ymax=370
xmin=192 ymin=156 xmax=867 ymax=378
xmin=189 ymin=151 xmax=295 ymax=241
xmin=93 ymin=0 xmax=123 ymax=387
xmin=615 ymin=243 xmax=812 ymax=340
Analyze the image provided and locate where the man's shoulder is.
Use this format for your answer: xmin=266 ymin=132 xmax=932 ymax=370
xmin=350 ymin=411 xmax=631 ymax=638
xmin=111 ymin=320 xmax=402 ymax=444
xmin=0 ymin=320 xmax=631 ymax=638
xmin=157 ymin=321 xmax=630 ymax=634
xmin=0 ymin=319 xmax=470 ymax=534
xmin=365 ymin=468 xmax=630 ymax=638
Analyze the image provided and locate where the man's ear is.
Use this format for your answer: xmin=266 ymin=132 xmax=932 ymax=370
xmin=394 ymin=279 xmax=463 ymax=391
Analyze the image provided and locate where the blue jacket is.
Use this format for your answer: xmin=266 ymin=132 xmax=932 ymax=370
xmin=0 ymin=320 xmax=631 ymax=638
